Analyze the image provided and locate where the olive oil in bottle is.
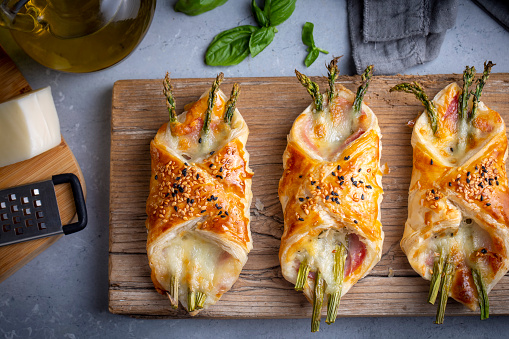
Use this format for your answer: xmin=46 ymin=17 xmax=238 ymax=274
xmin=10 ymin=0 xmax=156 ymax=73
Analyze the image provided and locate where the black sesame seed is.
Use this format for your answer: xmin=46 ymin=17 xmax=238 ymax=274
xmin=361 ymin=194 xmax=365 ymax=200
xmin=220 ymin=166 xmax=223 ymax=172
xmin=332 ymin=172 xmax=336 ymax=176
xmin=176 ymin=176 xmax=181 ymax=181
xmin=298 ymin=217 xmax=304 ymax=221
xmin=174 ymin=206 xmax=178 ymax=212
xmin=487 ymin=203 xmax=491 ymax=206
xmin=209 ymin=164 xmax=213 ymax=168
xmin=495 ymin=176 xmax=498 ymax=180
xmin=178 ymin=186 xmax=184 ymax=193
xmin=345 ymin=156 xmax=350 ymax=160
xmin=337 ymin=165 xmax=341 ymax=171
xmin=316 ymin=186 xmax=321 ymax=190
xmin=448 ymin=182 xmax=452 ymax=187
xmin=172 ymin=192 xmax=177 ymax=197
xmin=353 ymin=181 xmax=358 ymax=187
xmin=430 ymin=159 xmax=433 ymax=165
xmin=358 ymin=168 xmax=362 ymax=172
xmin=475 ymin=166 xmax=479 ymax=170
xmin=366 ymin=185 xmax=372 ymax=189
xmin=182 ymin=168 xmax=187 ymax=176
xmin=186 ymin=198 xmax=190 ymax=204
xmin=325 ymin=196 xmax=330 ymax=200
xmin=299 ymin=175 xmax=303 ymax=178
xmin=450 ymin=147 xmax=454 ymax=152
xmin=306 ymin=196 xmax=310 ymax=199
xmin=467 ymin=172 xmax=471 ymax=177
xmin=190 ymin=199 xmax=194 ymax=204
xmin=434 ymin=196 xmax=439 ymax=200
xmin=480 ymin=196 xmax=484 ymax=201
xmin=339 ymin=176 xmax=345 ymax=181
xmin=221 ymin=215 xmax=226 ymax=218
xmin=210 ymin=151 xmax=215 ymax=155
xmin=216 ymin=175 xmax=223 ymax=179
xmin=213 ymin=196 xmax=218 ymax=201
xmin=479 ymin=183 xmax=484 ymax=188
xmin=201 ymin=210 xmax=206 ymax=213
xmin=198 ymin=138 xmax=202 ymax=143
xmin=359 ymin=180 xmax=364 ymax=184
xmin=155 ymin=175 xmax=158 ymax=180
xmin=466 ymin=178 xmax=471 ymax=184
xmin=311 ymin=181 xmax=316 ymax=185
xmin=299 ymin=198 xmax=304 ymax=202
xmin=216 ymin=203 xmax=222 ymax=209
xmin=496 ymin=181 xmax=499 ymax=186
xmin=196 ymin=174 xmax=200 ymax=179
xmin=481 ymin=248 xmax=487 ymax=254
xmin=331 ymin=191 xmax=338 ymax=196
xmin=340 ymin=181 xmax=344 ymax=186
xmin=450 ymin=233 xmax=454 ymax=237
xmin=211 ymin=195 xmax=215 ymax=199
xmin=165 ymin=193 xmax=170 ymax=197
xmin=185 ymin=162 xmax=189 ymax=166
xmin=431 ymin=189 xmax=435 ymax=194
xmin=335 ymin=200 xmax=340 ymax=205
xmin=218 ymin=211 xmax=222 ymax=215
xmin=354 ymin=220 xmax=358 ymax=224
xmin=225 ymin=211 xmax=229 ymax=216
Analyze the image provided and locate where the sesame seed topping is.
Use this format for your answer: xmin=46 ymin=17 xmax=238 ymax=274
xmin=173 ymin=206 xmax=178 ymax=212
xmin=486 ymin=203 xmax=491 ymax=206
xmin=155 ymin=175 xmax=158 ymax=180
xmin=344 ymin=156 xmax=350 ymax=161
xmin=298 ymin=217 xmax=304 ymax=221
xmin=450 ymin=147 xmax=454 ymax=152
xmin=325 ymin=195 xmax=330 ymax=200
xmin=430 ymin=159 xmax=433 ymax=165
xmin=216 ymin=203 xmax=222 ymax=209
xmin=311 ymin=181 xmax=316 ymax=185
xmin=216 ymin=175 xmax=223 ymax=179
xmin=209 ymin=164 xmax=213 ymax=168
xmin=481 ymin=248 xmax=487 ymax=254
xmin=225 ymin=211 xmax=229 ymax=216
xmin=448 ymin=182 xmax=452 ymax=187
xmin=354 ymin=220 xmax=358 ymax=224
xmin=361 ymin=194 xmax=365 ymax=200
xmin=316 ymin=186 xmax=321 ymax=190
xmin=299 ymin=175 xmax=303 ymax=178
xmin=198 ymin=138 xmax=202 ymax=143
xmin=299 ymin=198 xmax=304 ymax=202
xmin=196 ymin=174 xmax=200 ymax=179
xmin=337 ymin=165 xmax=341 ymax=170
xmin=366 ymin=185 xmax=372 ymax=189
xmin=221 ymin=215 xmax=226 ymax=218
xmin=210 ymin=151 xmax=215 ymax=155
xmin=340 ymin=181 xmax=344 ymax=186
xmin=182 ymin=168 xmax=187 ymax=176
xmin=201 ymin=210 xmax=206 ymax=213
xmin=220 ymin=167 xmax=223 ymax=172
xmin=358 ymin=168 xmax=362 ymax=172
xmin=332 ymin=172 xmax=336 ymax=176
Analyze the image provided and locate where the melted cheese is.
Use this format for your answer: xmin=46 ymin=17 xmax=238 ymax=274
xmin=156 ymin=231 xmax=242 ymax=307
xmin=295 ymin=229 xmax=348 ymax=294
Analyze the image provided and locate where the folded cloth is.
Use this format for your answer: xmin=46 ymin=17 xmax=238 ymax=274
xmin=348 ymin=0 xmax=458 ymax=75
xmin=473 ymin=0 xmax=509 ymax=31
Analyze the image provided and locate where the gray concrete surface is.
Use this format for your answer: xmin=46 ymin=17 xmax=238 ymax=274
xmin=1 ymin=0 xmax=509 ymax=338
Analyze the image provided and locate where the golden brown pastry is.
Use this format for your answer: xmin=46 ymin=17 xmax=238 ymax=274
xmin=279 ymin=59 xmax=383 ymax=331
xmin=392 ymin=62 xmax=509 ymax=323
xmin=145 ymin=73 xmax=253 ymax=315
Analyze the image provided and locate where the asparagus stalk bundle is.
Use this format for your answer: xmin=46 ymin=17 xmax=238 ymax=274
xmin=279 ymin=59 xmax=384 ymax=332
xmin=146 ymin=73 xmax=253 ymax=315
xmin=393 ymin=62 xmax=509 ymax=323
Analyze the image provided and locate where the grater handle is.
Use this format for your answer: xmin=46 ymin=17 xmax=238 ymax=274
xmin=52 ymin=173 xmax=87 ymax=235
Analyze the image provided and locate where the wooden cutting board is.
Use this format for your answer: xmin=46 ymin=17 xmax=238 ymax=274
xmin=109 ymin=73 xmax=509 ymax=318
xmin=0 ymin=47 xmax=86 ymax=283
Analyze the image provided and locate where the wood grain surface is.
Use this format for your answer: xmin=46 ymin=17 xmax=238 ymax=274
xmin=0 ymin=47 xmax=86 ymax=283
xmin=109 ymin=73 xmax=509 ymax=318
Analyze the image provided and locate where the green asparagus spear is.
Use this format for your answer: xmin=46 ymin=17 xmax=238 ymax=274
xmin=167 ymin=275 xmax=179 ymax=309
xmin=472 ymin=268 xmax=489 ymax=320
xmin=352 ymin=65 xmax=374 ymax=116
xmin=295 ymin=259 xmax=311 ymax=291
xmin=326 ymin=56 xmax=341 ymax=105
xmin=164 ymin=72 xmax=178 ymax=134
xmin=202 ymin=73 xmax=225 ymax=134
xmin=435 ymin=258 xmax=454 ymax=324
xmin=188 ymin=289 xmax=196 ymax=312
xmin=470 ymin=61 xmax=495 ymax=121
xmin=459 ymin=66 xmax=476 ymax=120
xmin=224 ymin=83 xmax=240 ymax=124
xmin=390 ymin=82 xmax=438 ymax=134
xmin=195 ymin=291 xmax=207 ymax=309
xmin=326 ymin=243 xmax=347 ymax=324
xmin=311 ymin=271 xmax=325 ymax=332
xmin=295 ymin=69 xmax=323 ymax=112
xmin=428 ymin=248 xmax=446 ymax=304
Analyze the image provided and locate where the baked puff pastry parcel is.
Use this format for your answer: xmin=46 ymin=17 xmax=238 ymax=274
xmin=391 ymin=62 xmax=509 ymax=323
xmin=279 ymin=58 xmax=383 ymax=332
xmin=145 ymin=73 xmax=253 ymax=315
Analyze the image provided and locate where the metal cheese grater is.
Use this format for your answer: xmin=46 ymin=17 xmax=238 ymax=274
xmin=0 ymin=173 xmax=87 ymax=247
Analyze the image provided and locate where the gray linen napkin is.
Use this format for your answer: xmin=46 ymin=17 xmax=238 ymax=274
xmin=473 ymin=0 xmax=509 ymax=31
xmin=348 ymin=0 xmax=458 ymax=75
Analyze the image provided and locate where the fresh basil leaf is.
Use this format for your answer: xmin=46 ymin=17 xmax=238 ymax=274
xmin=206 ymin=25 xmax=258 ymax=66
xmin=301 ymin=22 xmax=315 ymax=47
xmin=252 ymin=0 xmax=269 ymax=27
xmin=263 ymin=0 xmax=272 ymax=17
xmin=268 ymin=0 xmax=296 ymax=26
xmin=249 ymin=26 xmax=276 ymax=57
xmin=304 ymin=48 xmax=319 ymax=67
xmin=175 ymin=0 xmax=229 ymax=16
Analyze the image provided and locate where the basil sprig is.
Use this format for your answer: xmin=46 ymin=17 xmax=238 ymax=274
xmin=302 ymin=22 xmax=328 ymax=67
xmin=205 ymin=0 xmax=297 ymax=66
xmin=175 ymin=0 xmax=229 ymax=16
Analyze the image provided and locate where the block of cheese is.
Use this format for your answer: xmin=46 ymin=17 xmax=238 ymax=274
xmin=0 ymin=87 xmax=61 ymax=168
